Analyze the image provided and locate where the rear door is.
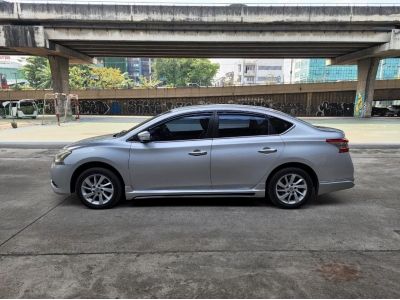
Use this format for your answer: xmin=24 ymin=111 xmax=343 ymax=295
xmin=211 ymin=112 xmax=286 ymax=190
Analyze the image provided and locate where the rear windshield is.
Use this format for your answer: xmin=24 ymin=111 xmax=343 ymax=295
xmin=19 ymin=102 xmax=35 ymax=107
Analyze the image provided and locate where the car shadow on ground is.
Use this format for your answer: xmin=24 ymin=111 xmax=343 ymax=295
xmin=62 ymin=193 xmax=347 ymax=208
xmin=63 ymin=194 xmax=272 ymax=207
xmin=125 ymin=197 xmax=272 ymax=207
xmin=312 ymin=193 xmax=347 ymax=207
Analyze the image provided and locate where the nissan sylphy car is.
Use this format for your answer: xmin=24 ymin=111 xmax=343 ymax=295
xmin=51 ymin=104 xmax=354 ymax=209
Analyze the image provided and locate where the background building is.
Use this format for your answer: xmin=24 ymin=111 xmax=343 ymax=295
xmin=376 ymin=58 xmax=400 ymax=80
xmin=100 ymin=57 xmax=151 ymax=84
xmin=0 ymin=55 xmax=26 ymax=88
xmin=100 ymin=57 xmax=128 ymax=73
xmin=127 ymin=58 xmax=151 ymax=83
xmin=233 ymin=59 xmax=284 ymax=85
xmin=292 ymin=58 xmax=400 ymax=83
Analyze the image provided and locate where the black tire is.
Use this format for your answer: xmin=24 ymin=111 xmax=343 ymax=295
xmin=267 ymin=167 xmax=315 ymax=209
xmin=76 ymin=167 xmax=122 ymax=209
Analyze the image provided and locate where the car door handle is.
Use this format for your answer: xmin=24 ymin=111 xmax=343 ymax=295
xmin=258 ymin=147 xmax=277 ymax=154
xmin=188 ymin=149 xmax=208 ymax=156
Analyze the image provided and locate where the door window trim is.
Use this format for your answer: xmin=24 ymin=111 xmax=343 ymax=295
xmin=213 ymin=111 xmax=294 ymax=139
xmin=130 ymin=111 xmax=215 ymax=143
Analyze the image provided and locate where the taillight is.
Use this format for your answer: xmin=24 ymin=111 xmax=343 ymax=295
xmin=326 ymin=138 xmax=349 ymax=153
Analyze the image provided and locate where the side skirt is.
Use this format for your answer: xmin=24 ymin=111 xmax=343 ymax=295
xmin=125 ymin=188 xmax=265 ymax=200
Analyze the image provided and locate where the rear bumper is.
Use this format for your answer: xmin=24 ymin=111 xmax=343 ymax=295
xmin=318 ymin=180 xmax=354 ymax=195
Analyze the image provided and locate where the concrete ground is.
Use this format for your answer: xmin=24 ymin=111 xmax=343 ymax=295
xmin=0 ymin=115 xmax=400 ymax=145
xmin=0 ymin=148 xmax=399 ymax=298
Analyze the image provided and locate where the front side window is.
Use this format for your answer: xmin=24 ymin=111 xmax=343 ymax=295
xmin=149 ymin=113 xmax=212 ymax=141
xmin=217 ymin=114 xmax=269 ymax=138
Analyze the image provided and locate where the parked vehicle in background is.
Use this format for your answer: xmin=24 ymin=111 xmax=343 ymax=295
xmin=0 ymin=99 xmax=38 ymax=119
xmin=386 ymin=105 xmax=400 ymax=117
xmin=372 ymin=106 xmax=389 ymax=117
xmin=187 ymin=83 xmax=200 ymax=87
xmin=372 ymin=105 xmax=400 ymax=117
xmin=51 ymin=104 xmax=354 ymax=209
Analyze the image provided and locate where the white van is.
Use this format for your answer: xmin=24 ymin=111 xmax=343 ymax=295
xmin=1 ymin=99 xmax=39 ymax=119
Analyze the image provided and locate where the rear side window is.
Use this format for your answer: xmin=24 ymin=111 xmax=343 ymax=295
xmin=269 ymin=116 xmax=293 ymax=134
xmin=217 ymin=114 xmax=269 ymax=138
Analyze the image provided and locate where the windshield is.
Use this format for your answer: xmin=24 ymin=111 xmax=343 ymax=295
xmin=114 ymin=111 xmax=170 ymax=137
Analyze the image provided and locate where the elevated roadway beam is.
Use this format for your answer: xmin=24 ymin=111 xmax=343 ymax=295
xmin=329 ymin=29 xmax=400 ymax=65
xmin=1 ymin=2 xmax=400 ymax=26
xmin=0 ymin=25 xmax=94 ymax=64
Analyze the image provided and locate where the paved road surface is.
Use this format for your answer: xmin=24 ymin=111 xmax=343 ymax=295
xmin=0 ymin=148 xmax=399 ymax=298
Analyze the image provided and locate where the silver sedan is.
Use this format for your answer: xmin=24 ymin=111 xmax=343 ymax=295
xmin=50 ymin=104 xmax=354 ymax=209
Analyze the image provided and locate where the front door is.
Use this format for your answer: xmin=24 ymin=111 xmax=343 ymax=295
xmin=129 ymin=113 xmax=213 ymax=192
xmin=211 ymin=112 xmax=285 ymax=190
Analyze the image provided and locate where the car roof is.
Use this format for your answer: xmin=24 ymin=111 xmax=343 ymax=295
xmin=169 ymin=104 xmax=297 ymax=121
xmin=170 ymin=104 xmax=274 ymax=113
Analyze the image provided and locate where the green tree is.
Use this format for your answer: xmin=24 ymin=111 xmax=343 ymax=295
xmin=22 ymin=57 xmax=52 ymax=89
xmin=188 ymin=59 xmax=220 ymax=86
xmin=88 ymin=67 xmax=133 ymax=89
xmin=153 ymin=58 xmax=219 ymax=87
xmin=23 ymin=57 xmax=133 ymax=89
xmin=69 ymin=65 xmax=92 ymax=89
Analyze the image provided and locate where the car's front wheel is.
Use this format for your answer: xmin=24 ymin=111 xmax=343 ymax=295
xmin=267 ymin=167 xmax=314 ymax=209
xmin=76 ymin=167 xmax=122 ymax=209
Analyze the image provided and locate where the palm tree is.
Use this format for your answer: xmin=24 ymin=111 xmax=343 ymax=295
xmin=36 ymin=64 xmax=52 ymax=89
xmin=138 ymin=76 xmax=161 ymax=88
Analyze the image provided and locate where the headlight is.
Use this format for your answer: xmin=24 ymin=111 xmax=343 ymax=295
xmin=54 ymin=149 xmax=72 ymax=165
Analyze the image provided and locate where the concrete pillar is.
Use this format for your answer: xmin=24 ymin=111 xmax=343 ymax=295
xmin=48 ymin=55 xmax=69 ymax=93
xmin=354 ymin=57 xmax=380 ymax=118
xmin=48 ymin=56 xmax=71 ymax=120
xmin=306 ymin=92 xmax=312 ymax=116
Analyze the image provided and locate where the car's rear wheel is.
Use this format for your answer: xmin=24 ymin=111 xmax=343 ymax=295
xmin=267 ymin=167 xmax=314 ymax=208
xmin=76 ymin=167 xmax=122 ymax=209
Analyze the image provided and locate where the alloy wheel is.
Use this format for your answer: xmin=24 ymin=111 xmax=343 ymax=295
xmin=81 ymin=174 xmax=114 ymax=206
xmin=275 ymin=173 xmax=308 ymax=204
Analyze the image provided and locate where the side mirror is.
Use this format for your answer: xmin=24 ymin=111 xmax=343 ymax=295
xmin=137 ymin=131 xmax=151 ymax=143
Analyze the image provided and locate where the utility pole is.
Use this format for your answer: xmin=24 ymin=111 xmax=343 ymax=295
xmin=290 ymin=59 xmax=294 ymax=84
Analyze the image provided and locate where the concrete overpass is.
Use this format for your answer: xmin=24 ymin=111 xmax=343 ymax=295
xmin=1 ymin=2 xmax=400 ymax=117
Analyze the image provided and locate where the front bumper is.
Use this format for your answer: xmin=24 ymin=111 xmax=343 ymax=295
xmin=50 ymin=162 xmax=74 ymax=195
xmin=318 ymin=180 xmax=354 ymax=195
